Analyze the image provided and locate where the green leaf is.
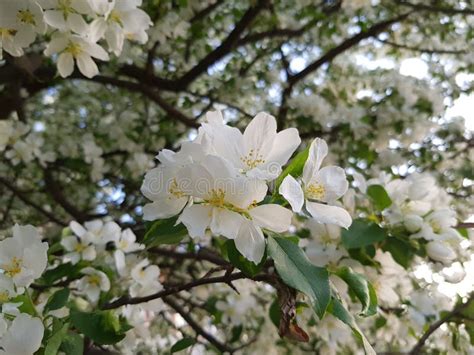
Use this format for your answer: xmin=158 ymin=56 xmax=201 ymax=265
xmin=335 ymin=267 xmax=378 ymax=317
xmin=267 ymin=235 xmax=330 ymax=318
xmin=143 ymin=217 xmax=188 ymax=247
xmin=10 ymin=294 xmax=36 ymax=316
xmin=341 ymin=219 xmax=388 ymax=249
xmin=229 ymin=325 xmax=243 ymax=343
xmin=170 ymin=337 xmax=196 ymax=353
xmin=269 ymin=298 xmax=281 ymax=328
xmin=44 ymin=321 xmax=68 ymax=355
xmin=382 ymin=237 xmax=414 ymax=268
xmin=328 ymin=297 xmax=376 ymax=355
xmin=59 ymin=332 xmax=83 ymax=355
xmin=367 ymin=185 xmax=392 ymax=211
xmin=274 ymin=146 xmax=310 ymax=191
xmin=225 ymin=240 xmax=265 ymax=277
xmin=41 ymin=263 xmax=85 ymax=285
xmin=70 ymin=310 xmax=127 ymax=345
xmin=44 ymin=288 xmax=70 ymax=314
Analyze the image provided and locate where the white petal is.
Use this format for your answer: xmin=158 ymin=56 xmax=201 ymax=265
xmin=67 ymin=13 xmax=88 ymax=35
xmin=200 ymin=123 xmax=244 ymax=168
xmin=142 ymin=198 xmax=187 ymax=220
xmin=210 ymin=209 xmax=245 ymax=239
xmin=205 ymin=110 xmax=224 ymax=124
xmin=76 ymin=53 xmax=98 ymax=78
xmin=1 ymin=314 xmax=44 ymax=355
xmin=70 ymin=221 xmax=87 ymax=237
xmin=305 ymin=202 xmax=352 ymax=229
xmin=89 ymin=18 xmax=108 ymax=42
xmin=44 ymin=10 xmax=67 ymax=30
xmin=235 ymin=220 xmax=265 ymax=264
xmin=178 ymin=205 xmax=212 ymax=238
xmin=265 ymin=127 xmax=301 ymax=166
xmin=57 ymin=52 xmax=74 ymax=78
xmin=84 ymin=41 xmax=109 ymax=60
xmin=312 ymin=166 xmax=348 ymax=202
xmin=426 ymin=241 xmax=456 ymax=263
xmin=302 ymin=138 xmax=328 ymax=184
xmin=243 ymin=112 xmax=277 ymax=159
xmin=249 ymin=204 xmax=292 ymax=233
xmin=225 ymin=177 xmax=268 ymax=210
xmin=82 ymin=245 xmax=97 ymax=261
xmin=279 ymin=175 xmax=304 ymax=212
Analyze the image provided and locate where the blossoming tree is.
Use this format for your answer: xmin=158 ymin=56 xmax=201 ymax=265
xmin=0 ymin=0 xmax=473 ymax=354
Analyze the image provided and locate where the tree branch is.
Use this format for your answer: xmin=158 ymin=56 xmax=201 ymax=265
xmin=0 ymin=176 xmax=67 ymax=226
xmin=409 ymin=294 xmax=474 ymax=354
xmin=101 ymin=271 xmax=270 ymax=310
xmin=163 ymin=296 xmax=234 ymax=353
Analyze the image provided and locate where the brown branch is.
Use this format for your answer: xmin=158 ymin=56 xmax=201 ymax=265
xmin=376 ymin=38 xmax=466 ymax=54
xmin=0 ymin=176 xmax=67 ymax=226
xmin=409 ymin=294 xmax=474 ymax=354
xmin=457 ymin=222 xmax=474 ymax=229
xmin=164 ymin=297 xmax=233 ymax=353
xmin=189 ymin=0 xmax=224 ymax=23
xmin=149 ymin=247 xmax=231 ymax=266
xmin=101 ymin=272 xmax=270 ymax=310
xmin=43 ymin=168 xmax=93 ymax=223
xmin=81 ymin=75 xmax=199 ymax=128
xmin=398 ymin=1 xmax=474 ymax=16
xmin=288 ymin=12 xmax=412 ymax=86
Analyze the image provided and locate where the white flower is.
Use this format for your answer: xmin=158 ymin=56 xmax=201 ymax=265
xmin=426 ymin=241 xmax=456 ymax=264
xmin=70 ymin=220 xmax=121 ymax=245
xmin=279 ymin=138 xmax=352 ymax=228
xmin=89 ymin=0 xmax=152 ymax=55
xmin=177 ymin=155 xmax=292 ymax=263
xmin=0 ymin=273 xmax=16 ymax=297
xmin=201 ymin=111 xmax=301 ymax=180
xmin=77 ymin=267 xmax=110 ymax=303
xmin=0 ymin=225 xmax=48 ymax=288
xmin=113 ymin=229 xmax=144 ymax=275
xmin=44 ymin=33 xmax=109 ymax=78
xmin=0 ymin=0 xmax=45 ymax=59
xmin=0 ymin=314 xmax=44 ymax=355
xmin=40 ymin=0 xmax=91 ymax=34
xmin=61 ymin=221 xmax=99 ymax=264
xmin=130 ymin=259 xmax=163 ymax=309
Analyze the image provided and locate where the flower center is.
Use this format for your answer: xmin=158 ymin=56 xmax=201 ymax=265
xmin=17 ymin=10 xmax=36 ymax=25
xmin=88 ymin=274 xmax=102 ymax=286
xmin=0 ymin=291 xmax=10 ymax=303
xmin=58 ymin=0 xmax=73 ymax=17
xmin=119 ymin=240 xmax=128 ymax=250
xmin=208 ymin=189 xmax=226 ymax=207
xmin=240 ymin=149 xmax=265 ymax=170
xmin=430 ymin=220 xmax=441 ymax=234
xmin=305 ymin=183 xmax=325 ymax=201
xmin=74 ymin=243 xmax=86 ymax=253
xmin=0 ymin=28 xmax=16 ymax=38
xmin=168 ymin=179 xmax=185 ymax=199
xmin=109 ymin=10 xmax=123 ymax=26
xmin=3 ymin=257 xmax=22 ymax=277
xmin=64 ymin=41 xmax=83 ymax=57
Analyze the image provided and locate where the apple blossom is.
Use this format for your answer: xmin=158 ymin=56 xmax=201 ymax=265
xmin=279 ymin=138 xmax=352 ymax=228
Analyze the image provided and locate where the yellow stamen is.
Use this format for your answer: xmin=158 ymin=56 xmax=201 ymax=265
xmin=207 ymin=189 xmax=226 ymax=207
xmin=168 ymin=179 xmax=185 ymax=199
xmin=240 ymin=149 xmax=266 ymax=170
xmin=3 ymin=257 xmax=22 ymax=277
xmin=0 ymin=291 xmax=10 ymax=303
xmin=17 ymin=10 xmax=36 ymax=25
xmin=109 ymin=10 xmax=123 ymax=26
xmin=64 ymin=41 xmax=83 ymax=56
xmin=305 ymin=183 xmax=325 ymax=201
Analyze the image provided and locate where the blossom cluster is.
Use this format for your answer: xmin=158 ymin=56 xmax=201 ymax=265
xmin=141 ymin=111 xmax=352 ymax=263
xmin=0 ymin=0 xmax=151 ymax=78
